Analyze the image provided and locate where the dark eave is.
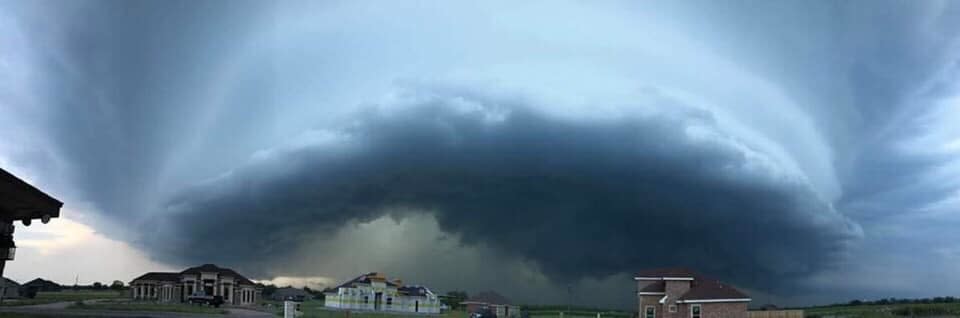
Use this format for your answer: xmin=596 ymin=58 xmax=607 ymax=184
xmin=0 ymin=168 xmax=63 ymax=222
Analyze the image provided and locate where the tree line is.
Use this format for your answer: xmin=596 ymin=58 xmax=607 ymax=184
xmin=833 ymin=297 xmax=960 ymax=307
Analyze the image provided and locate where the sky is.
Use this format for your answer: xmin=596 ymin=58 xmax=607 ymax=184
xmin=2 ymin=0 xmax=960 ymax=309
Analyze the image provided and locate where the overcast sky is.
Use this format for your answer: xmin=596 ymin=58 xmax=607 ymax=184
xmin=3 ymin=0 xmax=960 ymax=309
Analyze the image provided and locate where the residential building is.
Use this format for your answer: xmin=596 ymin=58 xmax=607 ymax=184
xmin=0 ymin=277 xmax=20 ymax=299
xmin=462 ymin=291 xmax=520 ymax=318
xmin=129 ymin=264 xmax=261 ymax=305
xmin=22 ymin=278 xmax=61 ymax=292
xmin=324 ymin=272 xmax=440 ymax=314
xmin=271 ymin=287 xmax=313 ymax=302
xmin=636 ymin=268 xmax=750 ymax=318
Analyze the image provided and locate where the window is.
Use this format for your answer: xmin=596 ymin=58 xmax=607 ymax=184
xmin=645 ymin=306 xmax=655 ymax=318
xmin=387 ymin=298 xmax=393 ymax=305
xmin=364 ymin=296 xmax=369 ymax=304
xmin=669 ymin=305 xmax=677 ymax=313
xmin=691 ymin=305 xmax=701 ymax=318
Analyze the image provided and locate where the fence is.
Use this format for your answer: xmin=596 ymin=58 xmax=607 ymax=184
xmin=747 ymin=310 xmax=804 ymax=318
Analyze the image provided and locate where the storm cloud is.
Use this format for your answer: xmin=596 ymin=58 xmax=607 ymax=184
xmin=147 ymin=84 xmax=860 ymax=292
xmin=4 ymin=0 xmax=960 ymax=307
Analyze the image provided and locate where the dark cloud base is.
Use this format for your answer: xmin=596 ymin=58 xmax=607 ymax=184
xmin=142 ymin=87 xmax=860 ymax=293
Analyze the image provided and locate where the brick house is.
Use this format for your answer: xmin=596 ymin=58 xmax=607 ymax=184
xmin=462 ymin=291 xmax=520 ymax=318
xmin=636 ymin=268 xmax=750 ymax=318
xmin=129 ymin=264 xmax=261 ymax=305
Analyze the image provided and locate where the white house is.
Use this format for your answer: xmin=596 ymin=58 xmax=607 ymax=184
xmin=324 ymin=272 xmax=440 ymax=314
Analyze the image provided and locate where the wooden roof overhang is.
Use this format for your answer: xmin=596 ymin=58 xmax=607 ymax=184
xmin=0 ymin=168 xmax=62 ymax=223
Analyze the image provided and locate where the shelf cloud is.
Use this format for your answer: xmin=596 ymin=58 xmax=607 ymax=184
xmin=4 ymin=0 xmax=960 ymax=307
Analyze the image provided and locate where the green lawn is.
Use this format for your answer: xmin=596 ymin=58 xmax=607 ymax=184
xmin=527 ymin=310 xmax=631 ymax=318
xmin=262 ymin=301 xmax=631 ymax=318
xmin=262 ymin=300 xmax=471 ymax=318
xmin=0 ymin=313 xmax=103 ymax=318
xmin=522 ymin=305 xmax=632 ymax=318
xmin=293 ymin=309 xmax=468 ymax=318
xmin=68 ymin=301 xmax=228 ymax=315
xmin=805 ymin=302 xmax=960 ymax=318
xmin=0 ymin=291 xmax=125 ymax=307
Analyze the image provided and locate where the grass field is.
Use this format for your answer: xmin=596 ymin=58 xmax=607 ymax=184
xmin=527 ymin=311 xmax=631 ymax=318
xmin=0 ymin=291 xmax=125 ymax=307
xmin=262 ymin=301 xmax=632 ymax=318
xmin=805 ymin=302 xmax=960 ymax=318
xmin=522 ymin=305 xmax=632 ymax=318
xmin=262 ymin=300 xmax=471 ymax=318
xmin=68 ymin=301 xmax=228 ymax=314
xmin=0 ymin=313 xmax=103 ymax=318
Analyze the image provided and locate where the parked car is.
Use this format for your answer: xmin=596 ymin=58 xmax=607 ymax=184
xmin=187 ymin=294 xmax=225 ymax=307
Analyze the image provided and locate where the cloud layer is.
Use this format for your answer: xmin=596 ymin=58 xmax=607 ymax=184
xmin=4 ymin=0 xmax=960 ymax=307
xmin=146 ymin=85 xmax=860 ymax=292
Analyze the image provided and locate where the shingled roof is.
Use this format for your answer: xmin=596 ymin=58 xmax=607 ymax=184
xmin=634 ymin=268 xmax=749 ymax=302
xmin=180 ymin=264 xmax=256 ymax=285
xmin=679 ymin=279 xmax=749 ymax=300
xmin=131 ymin=272 xmax=181 ymax=282
xmin=635 ymin=267 xmax=701 ymax=279
xmin=24 ymin=278 xmax=60 ymax=287
xmin=463 ymin=291 xmax=513 ymax=305
xmin=330 ymin=272 xmax=400 ymax=291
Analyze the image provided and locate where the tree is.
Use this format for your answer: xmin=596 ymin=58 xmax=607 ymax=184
xmin=260 ymin=284 xmax=278 ymax=297
xmin=92 ymin=282 xmax=103 ymax=289
xmin=110 ymin=280 xmax=124 ymax=290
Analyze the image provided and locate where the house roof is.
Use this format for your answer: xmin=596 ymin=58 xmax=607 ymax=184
xmin=635 ymin=267 xmax=701 ymax=279
xmin=180 ymin=264 xmax=256 ymax=285
xmin=131 ymin=272 xmax=181 ymax=283
xmin=2 ymin=277 xmax=20 ymax=287
xmin=679 ymin=280 xmax=749 ymax=301
xmin=0 ymin=168 xmax=62 ymax=222
xmin=23 ymin=278 xmax=60 ymax=287
xmin=634 ymin=268 xmax=749 ymax=302
xmin=332 ymin=272 xmax=400 ymax=290
xmin=464 ymin=291 xmax=512 ymax=305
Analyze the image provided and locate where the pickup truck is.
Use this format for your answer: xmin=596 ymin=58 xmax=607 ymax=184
xmin=187 ymin=294 xmax=225 ymax=307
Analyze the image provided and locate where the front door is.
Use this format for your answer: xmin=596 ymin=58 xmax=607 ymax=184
xmin=375 ymin=292 xmax=383 ymax=310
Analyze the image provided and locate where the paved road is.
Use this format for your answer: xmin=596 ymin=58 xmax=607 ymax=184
xmin=0 ymin=301 xmax=275 ymax=318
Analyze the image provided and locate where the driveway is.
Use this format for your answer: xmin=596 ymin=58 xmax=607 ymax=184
xmin=0 ymin=301 xmax=275 ymax=318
